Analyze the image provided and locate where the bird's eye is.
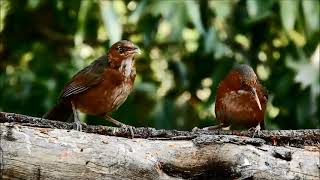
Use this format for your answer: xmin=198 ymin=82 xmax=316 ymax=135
xmin=117 ymin=47 xmax=126 ymax=53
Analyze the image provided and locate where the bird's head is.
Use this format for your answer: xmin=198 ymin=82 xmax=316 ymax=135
xmin=234 ymin=64 xmax=258 ymax=88
xmin=228 ymin=64 xmax=262 ymax=110
xmin=108 ymin=40 xmax=141 ymax=64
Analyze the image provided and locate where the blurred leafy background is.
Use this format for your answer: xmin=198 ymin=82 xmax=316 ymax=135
xmin=0 ymin=0 xmax=319 ymax=130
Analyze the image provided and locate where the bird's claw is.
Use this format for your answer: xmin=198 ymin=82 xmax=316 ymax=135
xmin=73 ymin=121 xmax=82 ymax=131
xmin=192 ymin=127 xmax=200 ymax=132
xmin=121 ymin=124 xmax=135 ymax=138
xmin=249 ymin=124 xmax=264 ymax=138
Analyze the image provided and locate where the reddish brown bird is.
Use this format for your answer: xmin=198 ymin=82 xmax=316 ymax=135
xmin=44 ymin=40 xmax=140 ymax=135
xmin=209 ymin=64 xmax=268 ymax=132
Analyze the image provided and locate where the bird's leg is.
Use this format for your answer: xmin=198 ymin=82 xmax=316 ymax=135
xmin=104 ymin=115 xmax=134 ymax=138
xmin=249 ymin=123 xmax=264 ymax=138
xmin=71 ymin=102 xmax=82 ymax=131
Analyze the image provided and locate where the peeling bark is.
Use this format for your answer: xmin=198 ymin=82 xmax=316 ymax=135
xmin=0 ymin=112 xmax=320 ymax=179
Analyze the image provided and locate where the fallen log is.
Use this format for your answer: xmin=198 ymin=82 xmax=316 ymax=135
xmin=0 ymin=112 xmax=319 ymax=179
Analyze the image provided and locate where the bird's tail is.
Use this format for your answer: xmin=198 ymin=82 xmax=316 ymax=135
xmin=43 ymin=101 xmax=73 ymax=122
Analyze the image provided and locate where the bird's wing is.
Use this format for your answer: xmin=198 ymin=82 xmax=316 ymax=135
xmin=60 ymin=55 xmax=108 ymax=99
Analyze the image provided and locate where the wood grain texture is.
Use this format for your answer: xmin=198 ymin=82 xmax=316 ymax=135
xmin=1 ymin=112 xmax=319 ymax=147
xmin=1 ymin=120 xmax=319 ymax=179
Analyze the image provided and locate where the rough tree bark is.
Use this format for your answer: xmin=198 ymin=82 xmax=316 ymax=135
xmin=0 ymin=112 xmax=319 ymax=179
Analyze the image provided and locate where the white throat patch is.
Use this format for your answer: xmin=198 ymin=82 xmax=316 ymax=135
xmin=120 ymin=58 xmax=133 ymax=78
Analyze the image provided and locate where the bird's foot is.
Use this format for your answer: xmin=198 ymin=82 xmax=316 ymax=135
xmin=104 ymin=115 xmax=135 ymax=138
xmin=192 ymin=127 xmax=200 ymax=132
xmin=71 ymin=102 xmax=85 ymax=131
xmin=72 ymin=121 xmax=87 ymax=132
xmin=120 ymin=124 xmax=135 ymax=139
xmin=248 ymin=124 xmax=264 ymax=138
xmin=73 ymin=121 xmax=82 ymax=131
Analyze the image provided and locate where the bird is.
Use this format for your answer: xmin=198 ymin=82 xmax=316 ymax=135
xmin=43 ymin=40 xmax=140 ymax=137
xmin=205 ymin=64 xmax=268 ymax=134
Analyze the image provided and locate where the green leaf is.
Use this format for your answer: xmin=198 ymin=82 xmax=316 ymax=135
xmin=75 ymin=0 xmax=92 ymax=45
xmin=247 ymin=0 xmax=259 ymax=17
xmin=294 ymin=63 xmax=318 ymax=89
xmin=169 ymin=60 xmax=189 ymax=88
xmin=204 ymin=27 xmax=217 ymax=54
xmin=149 ymin=1 xmax=174 ymax=17
xmin=285 ymin=48 xmax=319 ymax=90
xmin=209 ymin=0 xmax=232 ymax=20
xmin=168 ymin=3 xmax=187 ymax=41
xmin=148 ymin=1 xmax=187 ymax=41
xmin=280 ymin=0 xmax=299 ymax=31
xmin=139 ymin=15 xmax=160 ymax=46
xmin=302 ymin=0 xmax=320 ymax=33
xmin=0 ymin=0 xmax=10 ymax=32
xmin=128 ymin=0 xmax=148 ymax=24
xmin=152 ymin=99 xmax=175 ymax=129
xmin=99 ymin=1 xmax=122 ymax=46
xmin=27 ymin=0 xmax=40 ymax=9
xmin=185 ymin=0 xmax=205 ymax=34
xmin=246 ymin=0 xmax=274 ymax=22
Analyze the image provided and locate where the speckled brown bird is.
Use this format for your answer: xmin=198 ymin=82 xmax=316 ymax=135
xmin=43 ymin=40 xmax=140 ymax=136
xmin=208 ymin=64 xmax=268 ymax=132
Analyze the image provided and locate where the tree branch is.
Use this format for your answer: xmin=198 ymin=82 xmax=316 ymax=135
xmin=0 ymin=112 xmax=319 ymax=148
xmin=0 ymin=118 xmax=319 ymax=179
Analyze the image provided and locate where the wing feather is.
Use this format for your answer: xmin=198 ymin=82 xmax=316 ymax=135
xmin=59 ymin=55 xmax=108 ymax=99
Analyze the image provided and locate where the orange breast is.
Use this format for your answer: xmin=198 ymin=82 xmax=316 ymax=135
xmin=71 ymin=69 xmax=135 ymax=116
xmin=215 ymin=90 xmax=266 ymax=128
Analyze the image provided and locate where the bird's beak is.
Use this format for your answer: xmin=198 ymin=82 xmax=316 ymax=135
xmin=251 ymin=87 xmax=262 ymax=110
xmin=130 ymin=46 xmax=141 ymax=55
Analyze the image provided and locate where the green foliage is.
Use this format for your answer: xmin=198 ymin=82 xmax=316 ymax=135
xmin=0 ymin=0 xmax=319 ymax=130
